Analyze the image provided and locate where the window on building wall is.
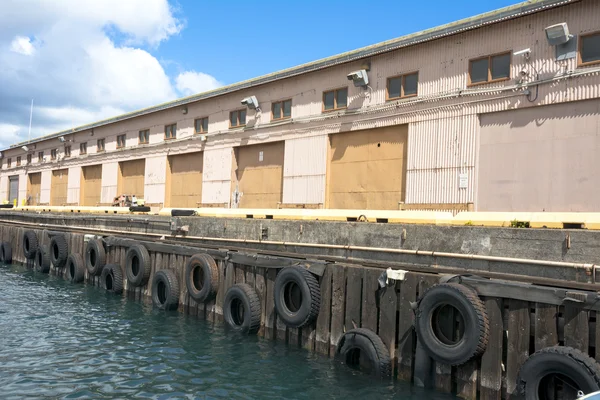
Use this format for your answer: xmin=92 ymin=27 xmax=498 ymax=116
xmin=229 ymin=110 xmax=246 ymax=128
xmin=80 ymin=143 xmax=87 ymax=155
xmin=117 ymin=134 xmax=126 ymax=148
xmin=194 ymin=117 xmax=209 ymax=134
xmin=64 ymin=146 xmax=71 ymax=157
xmin=27 ymin=154 xmax=32 ymax=164
xmin=387 ymin=72 xmax=419 ymax=100
xmin=165 ymin=123 xmax=177 ymax=140
xmin=139 ymin=129 xmax=149 ymax=144
xmin=323 ymin=88 xmax=348 ymax=111
xmin=271 ymin=99 xmax=292 ymax=121
xmin=51 ymin=149 xmax=57 ymax=160
xmin=97 ymin=139 xmax=105 ymax=152
xmin=469 ymin=52 xmax=511 ymax=85
xmin=579 ymin=32 xmax=600 ymax=66
xmin=7 ymin=158 xmax=11 ymax=168
xmin=38 ymin=151 xmax=43 ymax=162
xmin=16 ymin=156 xmax=21 ymax=166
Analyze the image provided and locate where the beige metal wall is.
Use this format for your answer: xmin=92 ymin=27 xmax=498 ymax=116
xmin=50 ymin=169 xmax=68 ymax=206
xmin=27 ymin=173 xmax=41 ymax=205
xmin=80 ymin=164 xmax=103 ymax=206
xmin=118 ymin=159 xmax=145 ymax=198
xmin=282 ymin=135 xmax=327 ymax=205
xmin=166 ymin=152 xmax=203 ymax=208
xmin=478 ymin=99 xmax=600 ymax=212
xmin=234 ymin=142 xmax=284 ymax=209
xmin=328 ymin=125 xmax=408 ymax=210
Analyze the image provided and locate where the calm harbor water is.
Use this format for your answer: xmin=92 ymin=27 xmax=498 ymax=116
xmin=0 ymin=264 xmax=453 ymax=399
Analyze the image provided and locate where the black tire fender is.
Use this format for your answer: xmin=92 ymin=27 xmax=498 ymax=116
xmin=171 ymin=209 xmax=196 ymax=217
xmin=86 ymin=238 xmax=106 ymax=276
xmin=125 ymin=244 xmax=151 ymax=287
xmin=152 ymin=269 xmax=180 ymax=310
xmin=50 ymin=235 xmax=69 ymax=269
xmin=35 ymin=246 xmax=51 ymax=273
xmin=337 ymin=328 xmax=392 ymax=377
xmin=66 ymin=253 xmax=85 ymax=283
xmin=515 ymin=346 xmax=600 ymax=400
xmin=274 ymin=266 xmax=320 ymax=328
xmin=185 ymin=253 xmax=219 ymax=303
xmin=223 ymin=283 xmax=261 ymax=334
xmin=101 ymin=264 xmax=124 ymax=294
xmin=415 ymin=283 xmax=489 ymax=366
xmin=23 ymin=230 xmax=39 ymax=259
xmin=0 ymin=241 xmax=12 ymax=264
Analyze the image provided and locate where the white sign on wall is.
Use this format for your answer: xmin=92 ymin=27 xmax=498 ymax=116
xmin=459 ymin=173 xmax=468 ymax=189
xmin=259 ymin=151 xmax=264 ymax=162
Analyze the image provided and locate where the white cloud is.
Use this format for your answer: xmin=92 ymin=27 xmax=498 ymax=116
xmin=175 ymin=71 xmax=223 ymax=96
xmin=10 ymin=36 xmax=35 ymax=55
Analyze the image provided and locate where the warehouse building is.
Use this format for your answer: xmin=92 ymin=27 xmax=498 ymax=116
xmin=1 ymin=0 xmax=599 ymax=213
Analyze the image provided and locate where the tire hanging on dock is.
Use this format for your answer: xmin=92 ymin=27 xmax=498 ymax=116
xmin=223 ymin=283 xmax=261 ymax=334
xmin=65 ymin=253 xmax=85 ymax=283
xmin=34 ymin=246 xmax=51 ymax=273
xmin=414 ymin=282 xmax=489 ymax=366
xmin=515 ymin=346 xmax=600 ymax=399
xmin=125 ymin=244 xmax=151 ymax=287
xmin=101 ymin=264 xmax=124 ymax=294
xmin=0 ymin=241 xmax=12 ymax=264
xmin=23 ymin=230 xmax=39 ymax=260
xmin=85 ymin=238 xmax=106 ymax=276
xmin=185 ymin=253 xmax=219 ymax=303
xmin=273 ymin=266 xmax=320 ymax=328
xmin=152 ymin=269 xmax=180 ymax=311
xmin=337 ymin=328 xmax=392 ymax=377
xmin=49 ymin=234 xmax=69 ymax=269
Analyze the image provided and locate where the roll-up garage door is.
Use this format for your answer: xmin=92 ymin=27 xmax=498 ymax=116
xmin=118 ymin=159 xmax=145 ymax=198
xmin=234 ymin=141 xmax=284 ymax=208
xmin=81 ymin=164 xmax=103 ymax=206
xmin=50 ymin=169 xmax=68 ymax=206
xmin=328 ymin=125 xmax=408 ymax=210
xmin=167 ymin=152 xmax=203 ymax=208
xmin=8 ymin=175 xmax=19 ymax=204
xmin=27 ymin=173 xmax=41 ymax=205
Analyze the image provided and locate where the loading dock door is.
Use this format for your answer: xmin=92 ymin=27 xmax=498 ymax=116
xmin=235 ymin=141 xmax=284 ymax=208
xmin=81 ymin=164 xmax=103 ymax=206
xmin=27 ymin=172 xmax=41 ymax=205
xmin=8 ymin=175 xmax=19 ymax=204
xmin=118 ymin=159 xmax=145 ymax=198
xmin=167 ymin=152 xmax=203 ymax=208
xmin=51 ymin=169 xmax=68 ymax=206
xmin=328 ymin=125 xmax=408 ymax=210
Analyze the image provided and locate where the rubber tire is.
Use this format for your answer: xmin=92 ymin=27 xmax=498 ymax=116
xmin=337 ymin=328 xmax=392 ymax=377
xmin=152 ymin=269 xmax=180 ymax=311
xmin=50 ymin=235 xmax=69 ymax=269
xmin=23 ymin=230 xmax=39 ymax=259
xmin=171 ymin=209 xmax=196 ymax=217
xmin=65 ymin=253 xmax=85 ymax=283
xmin=273 ymin=266 xmax=320 ymax=328
xmin=223 ymin=283 xmax=261 ymax=334
xmin=86 ymin=238 xmax=106 ymax=276
xmin=515 ymin=346 xmax=600 ymax=400
xmin=0 ymin=242 xmax=12 ymax=264
xmin=185 ymin=253 xmax=219 ymax=303
xmin=101 ymin=264 xmax=124 ymax=294
xmin=35 ymin=246 xmax=51 ymax=273
xmin=415 ymin=283 xmax=489 ymax=366
xmin=125 ymin=244 xmax=151 ymax=287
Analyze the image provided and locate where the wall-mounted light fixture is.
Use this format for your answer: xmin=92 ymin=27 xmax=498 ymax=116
xmin=545 ymin=22 xmax=571 ymax=46
xmin=21 ymin=145 xmax=29 ymax=152
xmin=241 ymin=96 xmax=260 ymax=110
xmin=199 ymin=134 xmax=207 ymax=142
xmin=347 ymin=69 xmax=369 ymax=87
xmin=182 ymin=106 xmax=188 ymax=114
xmin=58 ymin=136 xmax=66 ymax=142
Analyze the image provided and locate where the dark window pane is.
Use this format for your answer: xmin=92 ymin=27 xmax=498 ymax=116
xmin=470 ymin=58 xmax=489 ymax=83
xmin=403 ymin=73 xmax=418 ymax=96
xmin=388 ymin=77 xmax=402 ymax=99
xmin=582 ymin=34 xmax=600 ymax=64
xmin=239 ymin=110 xmax=246 ymax=125
xmin=202 ymin=118 xmax=208 ymax=132
xmin=195 ymin=119 xmax=201 ymax=133
xmin=283 ymin=100 xmax=292 ymax=117
xmin=272 ymin=102 xmax=281 ymax=119
xmin=491 ymin=53 xmax=510 ymax=80
xmin=336 ymin=88 xmax=347 ymax=108
xmin=324 ymin=91 xmax=335 ymax=110
xmin=230 ymin=112 xmax=237 ymax=126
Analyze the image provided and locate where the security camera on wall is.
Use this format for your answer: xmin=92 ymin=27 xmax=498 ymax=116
xmin=347 ymin=69 xmax=369 ymax=87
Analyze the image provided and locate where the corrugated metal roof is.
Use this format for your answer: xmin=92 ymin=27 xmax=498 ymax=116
xmin=7 ymin=0 xmax=579 ymax=150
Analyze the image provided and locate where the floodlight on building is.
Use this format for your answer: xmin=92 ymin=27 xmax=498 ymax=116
xmin=347 ymin=69 xmax=369 ymax=87
xmin=545 ymin=23 xmax=571 ymax=46
xmin=58 ymin=136 xmax=66 ymax=142
xmin=182 ymin=106 xmax=188 ymax=114
xmin=241 ymin=96 xmax=259 ymax=110
xmin=21 ymin=145 xmax=29 ymax=152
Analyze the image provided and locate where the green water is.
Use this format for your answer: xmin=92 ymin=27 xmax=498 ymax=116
xmin=0 ymin=264 xmax=453 ymax=399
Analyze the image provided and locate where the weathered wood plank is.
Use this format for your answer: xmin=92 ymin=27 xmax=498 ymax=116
xmin=315 ymin=266 xmax=333 ymax=356
xmin=344 ymin=266 xmax=362 ymax=332
xmin=329 ymin=264 xmax=347 ymax=356
xmin=255 ymin=267 xmax=267 ymax=337
xmin=564 ymin=304 xmax=589 ymax=353
xmin=212 ymin=260 xmax=227 ymax=322
xmin=535 ymin=303 xmax=558 ymax=351
xmin=505 ymin=300 xmax=531 ymax=398
xmin=397 ymin=272 xmax=418 ymax=383
xmin=265 ymin=268 xmax=277 ymax=340
xmin=479 ymin=297 xmax=503 ymax=400
xmin=378 ymin=282 xmax=398 ymax=376
xmin=361 ymin=268 xmax=380 ymax=333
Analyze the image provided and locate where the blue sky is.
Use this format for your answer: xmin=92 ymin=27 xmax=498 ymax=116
xmin=0 ymin=0 xmax=520 ymax=146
